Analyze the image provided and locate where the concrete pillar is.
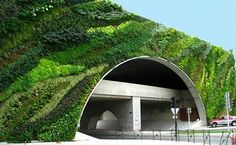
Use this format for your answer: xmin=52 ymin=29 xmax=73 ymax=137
xmin=132 ymin=97 xmax=141 ymax=131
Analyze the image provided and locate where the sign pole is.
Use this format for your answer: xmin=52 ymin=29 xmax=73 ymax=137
xmin=171 ymin=97 xmax=178 ymax=141
xmin=225 ymin=92 xmax=230 ymax=132
xmin=187 ymin=107 xmax=191 ymax=130
xmin=174 ymin=103 xmax=177 ymax=142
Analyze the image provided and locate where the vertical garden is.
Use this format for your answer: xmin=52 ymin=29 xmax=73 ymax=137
xmin=0 ymin=0 xmax=235 ymax=142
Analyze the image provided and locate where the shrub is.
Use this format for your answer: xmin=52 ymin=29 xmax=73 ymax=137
xmin=0 ymin=46 xmax=43 ymax=94
xmin=72 ymin=1 xmax=132 ymax=22
xmin=3 ymin=64 xmax=107 ymax=142
xmin=1 ymin=58 xmax=84 ymax=103
xmin=7 ymin=129 xmax=33 ymax=143
xmin=43 ymin=27 xmax=89 ymax=44
xmin=65 ymin=0 xmax=95 ymax=5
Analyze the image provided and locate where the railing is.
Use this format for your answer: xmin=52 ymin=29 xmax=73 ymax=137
xmin=219 ymin=131 xmax=230 ymax=145
xmin=203 ymin=130 xmax=211 ymax=145
xmin=81 ymin=129 xmax=233 ymax=145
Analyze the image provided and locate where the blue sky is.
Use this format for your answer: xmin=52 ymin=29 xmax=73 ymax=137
xmin=113 ymin=0 xmax=236 ymax=58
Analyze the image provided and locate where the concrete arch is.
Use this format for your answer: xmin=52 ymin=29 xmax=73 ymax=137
xmin=145 ymin=57 xmax=207 ymax=125
xmin=79 ymin=56 xmax=207 ymax=129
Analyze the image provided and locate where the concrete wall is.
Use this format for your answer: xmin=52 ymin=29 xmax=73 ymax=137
xmin=84 ymin=80 xmax=200 ymax=131
xmin=110 ymin=100 xmax=133 ymax=130
xmin=80 ymin=102 xmax=106 ymax=130
xmin=80 ymin=100 xmax=133 ymax=131
xmin=141 ymin=102 xmax=174 ymax=130
xmin=132 ymin=97 xmax=141 ymax=131
xmin=96 ymin=111 xmax=119 ymax=130
xmin=93 ymin=80 xmax=182 ymax=101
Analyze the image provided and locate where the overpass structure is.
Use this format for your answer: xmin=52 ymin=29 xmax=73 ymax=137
xmin=80 ymin=57 xmax=207 ymax=133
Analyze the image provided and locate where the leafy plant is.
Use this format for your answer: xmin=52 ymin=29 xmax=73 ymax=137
xmin=1 ymin=58 xmax=84 ymax=103
xmin=43 ymin=27 xmax=89 ymax=44
xmin=72 ymin=0 xmax=132 ymax=22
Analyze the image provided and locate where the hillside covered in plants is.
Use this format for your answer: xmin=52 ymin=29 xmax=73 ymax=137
xmin=0 ymin=0 xmax=235 ymax=142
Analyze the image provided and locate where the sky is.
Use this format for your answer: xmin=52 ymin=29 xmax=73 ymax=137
xmin=113 ymin=0 xmax=236 ymax=58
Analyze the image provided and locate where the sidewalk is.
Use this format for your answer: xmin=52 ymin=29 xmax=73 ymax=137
xmin=0 ymin=132 xmax=202 ymax=145
xmin=0 ymin=140 xmax=202 ymax=145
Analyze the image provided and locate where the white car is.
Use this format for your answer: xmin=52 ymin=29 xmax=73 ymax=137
xmin=209 ymin=116 xmax=236 ymax=127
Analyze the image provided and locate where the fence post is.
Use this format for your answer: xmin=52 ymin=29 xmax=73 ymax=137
xmin=133 ymin=131 xmax=135 ymax=139
xmin=187 ymin=130 xmax=189 ymax=142
xmin=193 ymin=130 xmax=195 ymax=143
xmin=209 ymin=130 xmax=211 ymax=145
xmin=152 ymin=131 xmax=155 ymax=140
xmin=160 ymin=130 xmax=162 ymax=140
xmin=178 ymin=130 xmax=180 ymax=141
xmin=171 ymin=130 xmax=173 ymax=141
xmin=203 ymin=130 xmax=205 ymax=145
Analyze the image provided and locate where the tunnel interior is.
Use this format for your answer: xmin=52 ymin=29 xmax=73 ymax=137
xmin=80 ymin=58 xmax=200 ymax=136
xmin=104 ymin=59 xmax=188 ymax=90
xmin=80 ymin=99 xmax=132 ymax=131
xmin=141 ymin=101 xmax=174 ymax=130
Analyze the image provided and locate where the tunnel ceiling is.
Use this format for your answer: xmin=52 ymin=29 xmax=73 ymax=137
xmin=104 ymin=59 xmax=188 ymax=90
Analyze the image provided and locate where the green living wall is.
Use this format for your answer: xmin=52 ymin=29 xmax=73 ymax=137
xmin=0 ymin=0 xmax=235 ymax=142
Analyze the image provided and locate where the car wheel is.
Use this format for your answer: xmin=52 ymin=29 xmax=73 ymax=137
xmin=212 ymin=122 xmax=217 ymax=128
xmin=231 ymin=121 xmax=236 ymax=126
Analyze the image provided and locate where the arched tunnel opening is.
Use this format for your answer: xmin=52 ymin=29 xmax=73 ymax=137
xmin=79 ymin=57 xmax=206 ymax=138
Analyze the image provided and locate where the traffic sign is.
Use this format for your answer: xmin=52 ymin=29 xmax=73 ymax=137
xmin=171 ymin=108 xmax=179 ymax=115
xmin=186 ymin=107 xmax=192 ymax=113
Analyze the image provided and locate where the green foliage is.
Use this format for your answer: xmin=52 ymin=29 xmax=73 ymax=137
xmin=2 ymin=64 xmax=107 ymax=142
xmin=16 ymin=0 xmax=64 ymax=20
xmin=0 ymin=46 xmax=43 ymax=94
xmin=72 ymin=1 xmax=132 ymax=22
xmin=0 ymin=77 xmax=75 ymax=142
xmin=0 ymin=80 xmax=67 ymax=141
xmin=6 ymin=130 xmax=33 ymax=143
xmin=199 ymin=46 xmax=235 ymax=119
xmin=155 ymin=28 xmax=186 ymax=54
xmin=43 ymin=27 xmax=89 ymax=44
xmin=35 ymin=66 xmax=104 ymax=141
xmin=65 ymin=0 xmax=95 ymax=5
xmin=46 ymin=20 xmax=156 ymax=66
xmin=0 ymin=0 xmax=64 ymax=49
xmin=1 ymin=58 xmax=84 ymax=103
xmin=0 ymin=0 xmax=235 ymax=142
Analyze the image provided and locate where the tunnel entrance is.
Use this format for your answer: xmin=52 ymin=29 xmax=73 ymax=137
xmin=79 ymin=57 xmax=206 ymax=138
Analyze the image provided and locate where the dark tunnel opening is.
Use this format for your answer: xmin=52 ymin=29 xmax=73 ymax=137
xmin=104 ymin=59 xmax=188 ymax=90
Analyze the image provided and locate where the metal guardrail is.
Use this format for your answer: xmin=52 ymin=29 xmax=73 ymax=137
xmin=81 ymin=129 xmax=233 ymax=145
